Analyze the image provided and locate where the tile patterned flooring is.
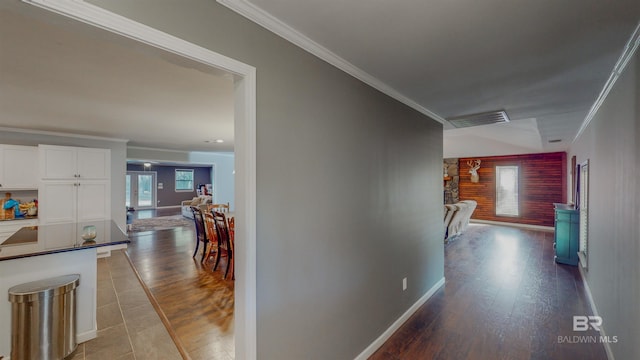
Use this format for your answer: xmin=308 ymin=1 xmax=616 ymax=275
xmin=67 ymin=250 xmax=181 ymax=360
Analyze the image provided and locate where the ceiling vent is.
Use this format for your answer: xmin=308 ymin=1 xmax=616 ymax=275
xmin=447 ymin=110 xmax=510 ymax=128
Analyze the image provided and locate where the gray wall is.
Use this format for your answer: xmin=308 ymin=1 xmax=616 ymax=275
xmin=127 ymin=164 xmax=212 ymax=207
xmin=569 ymin=51 xmax=639 ymax=359
xmin=127 ymin=148 xmax=235 ymax=209
xmin=0 ymin=130 xmax=127 ymax=229
xmin=88 ymin=1 xmax=444 ymax=358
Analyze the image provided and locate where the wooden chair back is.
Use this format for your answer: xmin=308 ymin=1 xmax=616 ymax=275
xmin=210 ymin=202 xmax=230 ymax=213
xmin=191 ymin=206 xmax=207 ymax=243
xmin=212 ymin=211 xmax=233 ymax=279
xmin=190 ymin=206 xmax=210 ymax=263
xmin=204 ymin=212 xmax=218 ymax=246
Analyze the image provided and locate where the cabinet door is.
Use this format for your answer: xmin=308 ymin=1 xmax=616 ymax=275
xmin=39 ymin=182 xmax=77 ymax=224
xmin=40 ymin=145 xmax=77 ymax=179
xmin=555 ymin=218 xmax=570 ymax=259
xmin=1 ymin=145 xmax=38 ymax=189
xmin=77 ymin=148 xmax=110 ymax=180
xmin=77 ymin=181 xmax=110 ymax=221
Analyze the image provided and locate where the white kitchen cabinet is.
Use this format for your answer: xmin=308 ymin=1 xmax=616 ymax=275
xmin=39 ymin=145 xmax=110 ymax=180
xmin=39 ymin=180 xmax=110 ymax=225
xmin=0 ymin=145 xmax=38 ymax=190
xmin=77 ymin=181 xmax=110 ymax=221
xmin=38 ymin=182 xmax=77 ymax=223
xmin=39 ymin=146 xmax=111 ymax=225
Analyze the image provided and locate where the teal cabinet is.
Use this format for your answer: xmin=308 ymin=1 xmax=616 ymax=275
xmin=554 ymin=204 xmax=579 ymax=266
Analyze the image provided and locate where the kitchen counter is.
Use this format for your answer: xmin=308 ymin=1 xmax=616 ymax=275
xmin=0 ymin=220 xmax=128 ymax=261
xmin=0 ymin=220 xmax=128 ymax=355
xmin=0 ymin=215 xmax=38 ymax=222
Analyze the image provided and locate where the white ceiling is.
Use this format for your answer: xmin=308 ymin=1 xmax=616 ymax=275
xmin=1 ymin=1 xmax=639 ymax=158
xmin=225 ymin=0 xmax=640 ymax=157
xmin=0 ymin=2 xmax=235 ymax=152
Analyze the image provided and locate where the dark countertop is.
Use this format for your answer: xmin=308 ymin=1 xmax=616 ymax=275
xmin=553 ymin=203 xmax=577 ymax=211
xmin=0 ymin=220 xmax=129 ymax=261
xmin=0 ymin=216 xmax=38 ymax=222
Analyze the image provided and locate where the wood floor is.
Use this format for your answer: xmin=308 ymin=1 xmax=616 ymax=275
xmin=125 ymin=208 xmax=234 ymax=360
xmin=372 ymin=224 xmax=607 ymax=360
xmin=123 ymin=210 xmax=606 ymax=359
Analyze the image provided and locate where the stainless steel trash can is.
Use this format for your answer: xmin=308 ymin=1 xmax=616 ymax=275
xmin=8 ymin=274 xmax=80 ymax=360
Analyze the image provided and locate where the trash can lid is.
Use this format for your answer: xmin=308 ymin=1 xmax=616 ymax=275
xmin=8 ymin=274 xmax=80 ymax=303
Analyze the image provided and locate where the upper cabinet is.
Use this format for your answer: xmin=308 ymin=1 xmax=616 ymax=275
xmin=39 ymin=145 xmax=110 ymax=180
xmin=0 ymin=145 xmax=38 ymax=189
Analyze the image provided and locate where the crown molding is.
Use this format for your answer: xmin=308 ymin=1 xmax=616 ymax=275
xmin=0 ymin=126 xmax=129 ymax=143
xmin=217 ymin=0 xmax=446 ymax=124
xmin=574 ymin=21 xmax=640 ymax=142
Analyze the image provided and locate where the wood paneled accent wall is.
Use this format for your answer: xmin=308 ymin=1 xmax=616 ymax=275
xmin=459 ymin=152 xmax=567 ymax=227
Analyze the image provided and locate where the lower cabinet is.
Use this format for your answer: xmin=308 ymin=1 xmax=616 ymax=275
xmin=38 ymin=180 xmax=110 ymax=224
xmin=554 ymin=205 xmax=579 ymax=266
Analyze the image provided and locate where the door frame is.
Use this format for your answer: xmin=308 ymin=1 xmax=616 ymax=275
xmin=22 ymin=1 xmax=258 ymax=358
xmin=126 ymin=171 xmax=158 ymax=210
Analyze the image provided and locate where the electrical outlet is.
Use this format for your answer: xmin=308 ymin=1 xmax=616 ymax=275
xmin=402 ymin=277 xmax=407 ymax=291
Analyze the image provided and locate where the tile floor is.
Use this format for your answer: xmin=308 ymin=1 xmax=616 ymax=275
xmin=67 ymin=250 xmax=182 ymax=360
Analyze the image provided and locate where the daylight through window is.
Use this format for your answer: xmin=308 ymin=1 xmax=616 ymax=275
xmin=496 ymin=166 xmax=519 ymax=216
xmin=175 ymin=169 xmax=194 ymax=191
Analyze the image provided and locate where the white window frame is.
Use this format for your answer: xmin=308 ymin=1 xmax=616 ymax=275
xmin=495 ymin=165 xmax=520 ymax=217
xmin=578 ymin=160 xmax=589 ymax=269
xmin=175 ymin=169 xmax=194 ymax=192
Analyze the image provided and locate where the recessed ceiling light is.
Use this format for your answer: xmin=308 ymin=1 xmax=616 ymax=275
xmin=215 ymin=139 xmax=224 ymax=143
xmin=143 ymin=162 xmax=151 ymax=167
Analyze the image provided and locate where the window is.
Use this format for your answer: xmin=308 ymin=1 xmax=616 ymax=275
xmin=175 ymin=169 xmax=194 ymax=191
xmin=496 ymin=166 xmax=519 ymax=216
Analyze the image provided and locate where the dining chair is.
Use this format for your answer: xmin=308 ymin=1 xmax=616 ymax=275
xmin=227 ymin=216 xmax=235 ymax=280
xmin=212 ymin=210 xmax=233 ymax=279
xmin=203 ymin=212 xmax=219 ymax=262
xmin=210 ymin=202 xmax=230 ymax=213
xmin=190 ymin=206 xmax=209 ymax=263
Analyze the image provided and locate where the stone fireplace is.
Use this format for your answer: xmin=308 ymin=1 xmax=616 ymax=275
xmin=443 ymin=158 xmax=459 ymax=204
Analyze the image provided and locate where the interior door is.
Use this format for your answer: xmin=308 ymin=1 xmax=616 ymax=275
xmin=126 ymin=171 xmax=156 ymax=210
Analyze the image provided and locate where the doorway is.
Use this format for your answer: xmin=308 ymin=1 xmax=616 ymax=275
xmin=126 ymin=171 xmax=157 ymax=210
xmin=25 ymin=1 xmax=257 ymax=358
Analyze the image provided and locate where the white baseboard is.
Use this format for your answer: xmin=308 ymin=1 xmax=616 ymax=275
xmin=109 ymin=243 xmax=128 ymax=251
xmin=96 ymin=249 xmax=111 ymax=258
xmin=77 ymin=329 xmax=97 ymax=344
xmin=155 ymin=205 xmax=182 ymax=209
xmin=470 ymin=219 xmax=554 ymax=232
xmin=354 ymin=277 xmax=446 ymax=360
xmin=579 ymin=266 xmax=615 ymax=360
xmin=96 ymin=244 xmax=128 ymax=258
